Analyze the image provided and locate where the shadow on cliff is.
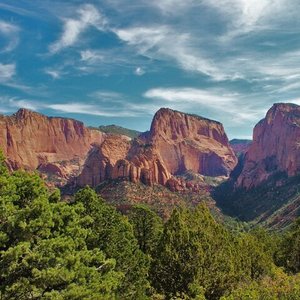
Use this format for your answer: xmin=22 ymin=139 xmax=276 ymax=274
xmin=213 ymin=155 xmax=300 ymax=228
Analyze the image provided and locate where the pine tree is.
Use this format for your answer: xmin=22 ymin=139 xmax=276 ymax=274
xmin=0 ymin=165 xmax=122 ymax=299
xmin=128 ymin=204 xmax=163 ymax=255
xmin=74 ymin=187 xmax=150 ymax=299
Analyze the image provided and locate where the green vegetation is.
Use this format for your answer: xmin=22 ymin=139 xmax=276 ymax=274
xmin=90 ymin=124 xmax=141 ymax=139
xmin=1 ymin=153 xmax=300 ymax=299
xmin=229 ymin=139 xmax=252 ymax=145
xmin=215 ymin=172 xmax=300 ymax=229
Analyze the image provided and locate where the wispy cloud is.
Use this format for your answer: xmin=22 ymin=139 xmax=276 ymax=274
xmin=144 ymin=87 xmax=267 ymax=124
xmin=134 ymin=67 xmax=145 ymax=76
xmin=44 ymin=68 xmax=63 ymax=79
xmin=0 ymin=21 xmax=19 ymax=52
xmin=80 ymin=49 xmax=104 ymax=63
xmin=144 ymin=87 xmax=235 ymax=106
xmin=49 ymin=4 xmax=107 ymax=54
xmin=115 ymin=26 xmax=234 ymax=81
xmin=0 ymin=63 xmax=16 ymax=81
xmin=8 ymin=98 xmax=41 ymax=111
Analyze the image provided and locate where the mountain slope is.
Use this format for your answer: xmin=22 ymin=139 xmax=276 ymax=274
xmin=216 ymin=103 xmax=300 ymax=229
xmin=91 ymin=124 xmax=141 ymax=139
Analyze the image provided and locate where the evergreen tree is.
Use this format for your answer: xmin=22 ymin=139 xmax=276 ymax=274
xmin=0 ymin=168 xmax=122 ymax=299
xmin=128 ymin=204 xmax=163 ymax=255
xmin=151 ymin=204 xmax=239 ymax=300
xmin=277 ymin=218 xmax=300 ymax=273
xmin=74 ymin=187 xmax=150 ymax=299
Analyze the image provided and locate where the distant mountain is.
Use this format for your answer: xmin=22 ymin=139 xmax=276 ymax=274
xmin=92 ymin=124 xmax=141 ymax=139
xmin=229 ymin=139 xmax=252 ymax=156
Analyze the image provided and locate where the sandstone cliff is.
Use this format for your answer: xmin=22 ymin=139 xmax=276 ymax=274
xmin=236 ymin=103 xmax=300 ymax=189
xmin=0 ymin=108 xmax=237 ymax=191
xmin=77 ymin=108 xmax=237 ymax=189
xmin=0 ymin=108 xmax=104 ymax=183
xmin=149 ymin=108 xmax=237 ymax=176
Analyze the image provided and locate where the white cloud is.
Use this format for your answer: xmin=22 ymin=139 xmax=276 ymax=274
xmin=144 ymin=87 xmax=235 ymax=106
xmin=8 ymin=98 xmax=41 ymax=111
xmin=0 ymin=63 xmax=16 ymax=81
xmin=134 ymin=67 xmax=145 ymax=76
xmin=47 ymin=103 xmax=136 ymax=117
xmin=0 ymin=21 xmax=19 ymax=52
xmin=45 ymin=68 xmax=62 ymax=79
xmin=144 ymin=87 xmax=267 ymax=123
xmin=49 ymin=4 xmax=107 ymax=54
xmin=115 ymin=26 xmax=233 ymax=81
xmin=80 ymin=49 xmax=104 ymax=63
xmin=205 ymin=0 xmax=287 ymax=40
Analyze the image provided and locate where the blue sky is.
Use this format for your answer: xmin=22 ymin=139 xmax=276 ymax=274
xmin=1 ymin=0 xmax=300 ymax=139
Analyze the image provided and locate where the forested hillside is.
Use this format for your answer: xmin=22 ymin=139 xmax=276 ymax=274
xmin=1 ymin=152 xmax=300 ymax=299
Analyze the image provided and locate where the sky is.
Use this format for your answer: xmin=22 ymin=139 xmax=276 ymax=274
xmin=1 ymin=1 xmax=300 ymax=139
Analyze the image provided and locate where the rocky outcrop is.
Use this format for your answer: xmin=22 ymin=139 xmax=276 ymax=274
xmin=149 ymin=108 xmax=237 ymax=176
xmin=76 ymin=135 xmax=171 ymax=187
xmin=77 ymin=108 xmax=237 ymax=189
xmin=236 ymin=103 xmax=300 ymax=189
xmin=0 ymin=108 xmax=104 ymax=183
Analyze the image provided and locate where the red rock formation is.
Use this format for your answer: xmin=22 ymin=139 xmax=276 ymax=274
xmin=236 ymin=103 xmax=300 ymax=189
xmin=77 ymin=108 xmax=237 ymax=189
xmin=0 ymin=108 xmax=237 ymax=191
xmin=0 ymin=108 xmax=104 ymax=183
xmin=149 ymin=108 xmax=237 ymax=176
xmin=76 ymin=135 xmax=171 ymax=187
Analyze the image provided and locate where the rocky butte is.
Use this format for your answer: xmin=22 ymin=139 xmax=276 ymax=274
xmin=0 ymin=108 xmax=104 ymax=183
xmin=236 ymin=103 xmax=300 ymax=189
xmin=76 ymin=108 xmax=237 ymax=190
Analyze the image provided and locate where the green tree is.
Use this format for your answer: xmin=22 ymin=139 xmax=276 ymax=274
xmin=221 ymin=268 xmax=300 ymax=300
xmin=235 ymin=232 xmax=273 ymax=281
xmin=0 ymin=167 xmax=122 ymax=299
xmin=277 ymin=217 xmax=300 ymax=273
xmin=151 ymin=204 xmax=239 ymax=300
xmin=128 ymin=204 xmax=163 ymax=255
xmin=74 ymin=187 xmax=150 ymax=299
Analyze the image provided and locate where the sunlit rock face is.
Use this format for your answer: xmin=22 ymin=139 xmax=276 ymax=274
xmin=236 ymin=103 xmax=300 ymax=189
xmin=0 ymin=108 xmax=237 ymax=191
xmin=77 ymin=108 xmax=237 ymax=189
xmin=0 ymin=108 xmax=104 ymax=183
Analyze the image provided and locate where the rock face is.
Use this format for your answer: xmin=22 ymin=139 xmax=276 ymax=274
xmin=236 ymin=103 xmax=300 ymax=189
xmin=77 ymin=108 xmax=237 ymax=189
xmin=149 ymin=108 xmax=237 ymax=177
xmin=0 ymin=109 xmax=104 ymax=183
xmin=0 ymin=107 xmax=237 ymax=191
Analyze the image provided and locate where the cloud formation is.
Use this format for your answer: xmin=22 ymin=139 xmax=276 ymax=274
xmin=0 ymin=21 xmax=19 ymax=52
xmin=49 ymin=4 xmax=107 ymax=54
xmin=0 ymin=63 xmax=16 ymax=82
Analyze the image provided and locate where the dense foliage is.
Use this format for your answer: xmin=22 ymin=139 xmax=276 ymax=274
xmin=1 ymin=153 xmax=300 ymax=299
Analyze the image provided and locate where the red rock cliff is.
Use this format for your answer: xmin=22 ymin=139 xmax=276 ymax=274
xmin=0 ymin=109 xmax=104 ymax=181
xmin=149 ymin=108 xmax=237 ymax=177
xmin=77 ymin=108 xmax=237 ymax=188
xmin=236 ymin=103 xmax=300 ymax=189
